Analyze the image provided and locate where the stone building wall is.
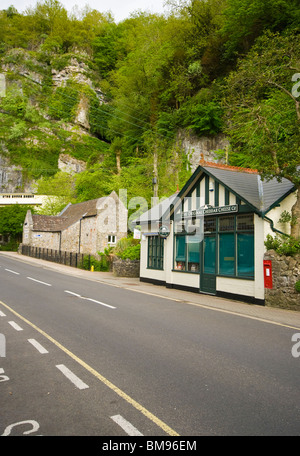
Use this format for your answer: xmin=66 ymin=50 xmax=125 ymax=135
xmin=264 ymin=250 xmax=300 ymax=311
xmin=60 ymin=222 xmax=80 ymax=253
xmin=29 ymin=231 xmax=60 ymax=250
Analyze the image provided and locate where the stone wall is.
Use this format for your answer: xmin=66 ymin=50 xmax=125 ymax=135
xmin=264 ymin=250 xmax=300 ymax=311
xmin=112 ymin=257 xmax=140 ymax=278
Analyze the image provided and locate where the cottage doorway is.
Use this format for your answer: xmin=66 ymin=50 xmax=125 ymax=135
xmin=200 ymin=234 xmax=217 ymax=295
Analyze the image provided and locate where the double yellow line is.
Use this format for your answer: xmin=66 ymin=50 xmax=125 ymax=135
xmin=0 ymin=299 xmax=179 ymax=437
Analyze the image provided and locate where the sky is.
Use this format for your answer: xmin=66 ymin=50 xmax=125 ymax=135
xmin=1 ymin=0 xmax=170 ymax=22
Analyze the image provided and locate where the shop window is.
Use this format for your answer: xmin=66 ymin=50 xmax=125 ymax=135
xmin=219 ymin=216 xmax=234 ymax=231
xmin=204 ymin=236 xmax=216 ymax=274
xmin=219 ymin=233 xmax=235 ymax=276
xmin=148 ymin=236 xmax=164 ymax=270
xmin=175 ymin=234 xmax=201 ymax=272
xmin=218 ymin=214 xmax=254 ymax=278
xmin=175 ymin=236 xmax=186 ymax=270
xmin=237 ymin=233 xmax=254 ymax=277
xmin=237 ymin=214 xmax=254 ymax=231
xmin=188 ymin=235 xmax=201 ymax=272
xmin=204 ymin=217 xmax=216 ymax=234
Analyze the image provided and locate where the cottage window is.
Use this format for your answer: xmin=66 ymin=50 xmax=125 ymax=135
xmin=148 ymin=235 xmax=164 ymax=270
xmin=108 ymin=235 xmax=116 ymax=245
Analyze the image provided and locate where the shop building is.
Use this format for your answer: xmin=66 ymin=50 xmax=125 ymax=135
xmin=135 ymin=162 xmax=297 ymax=305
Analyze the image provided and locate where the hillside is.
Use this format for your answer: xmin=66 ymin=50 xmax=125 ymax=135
xmin=0 ymin=0 xmax=299 ymax=235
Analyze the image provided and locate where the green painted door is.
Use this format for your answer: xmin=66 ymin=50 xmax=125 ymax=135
xmin=200 ymin=236 xmax=216 ymax=294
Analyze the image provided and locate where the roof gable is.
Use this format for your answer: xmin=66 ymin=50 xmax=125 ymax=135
xmin=200 ymin=162 xmax=295 ymax=214
xmin=137 ymin=162 xmax=296 ymax=224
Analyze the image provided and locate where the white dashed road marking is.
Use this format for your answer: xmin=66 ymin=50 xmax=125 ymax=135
xmin=28 ymin=338 xmax=49 ymax=354
xmin=8 ymin=321 xmax=23 ymax=331
xmin=5 ymin=269 xmax=20 ymax=275
xmin=56 ymin=364 xmax=89 ymax=390
xmin=111 ymin=414 xmax=143 ymax=436
xmin=64 ymin=290 xmax=116 ymax=309
xmin=27 ymin=277 xmax=52 ymax=287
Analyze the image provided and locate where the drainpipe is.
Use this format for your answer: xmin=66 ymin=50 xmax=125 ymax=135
xmin=263 ymin=214 xmax=289 ymax=237
xmin=78 ymin=213 xmax=87 ymax=254
xmin=79 ymin=217 xmax=83 ymax=254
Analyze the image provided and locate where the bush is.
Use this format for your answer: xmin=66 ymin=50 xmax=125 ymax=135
xmin=115 ymin=237 xmax=140 ymax=260
xmin=264 ymin=234 xmax=300 ymax=256
xmin=80 ymin=254 xmax=110 ymax=272
xmin=295 ymin=281 xmax=300 ymax=293
xmin=118 ymin=244 xmax=140 ymax=260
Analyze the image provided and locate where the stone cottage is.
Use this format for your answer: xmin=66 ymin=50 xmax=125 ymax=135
xmin=22 ymin=191 xmax=128 ymax=255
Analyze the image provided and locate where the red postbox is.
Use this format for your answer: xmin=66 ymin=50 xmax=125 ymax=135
xmin=264 ymin=260 xmax=273 ymax=289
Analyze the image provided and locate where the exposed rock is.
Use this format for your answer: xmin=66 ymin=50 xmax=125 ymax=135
xmin=58 ymin=153 xmax=86 ymax=174
xmin=178 ymin=130 xmax=229 ymax=171
xmin=0 ymin=155 xmax=34 ymax=193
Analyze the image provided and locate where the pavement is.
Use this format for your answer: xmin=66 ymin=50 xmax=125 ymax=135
xmin=1 ymin=251 xmax=300 ymax=330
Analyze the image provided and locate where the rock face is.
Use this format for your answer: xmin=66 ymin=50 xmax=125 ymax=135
xmin=264 ymin=250 xmax=300 ymax=311
xmin=58 ymin=153 xmax=87 ymax=174
xmin=178 ymin=130 xmax=229 ymax=171
xmin=0 ymin=155 xmax=33 ymax=193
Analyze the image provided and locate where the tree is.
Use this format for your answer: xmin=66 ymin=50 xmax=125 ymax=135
xmin=221 ymin=0 xmax=300 ymax=60
xmin=223 ymin=31 xmax=300 ymax=237
xmin=34 ymin=171 xmax=77 ymax=214
xmin=0 ymin=205 xmax=33 ymax=243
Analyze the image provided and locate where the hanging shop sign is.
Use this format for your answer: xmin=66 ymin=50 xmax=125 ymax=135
xmin=159 ymin=225 xmax=171 ymax=238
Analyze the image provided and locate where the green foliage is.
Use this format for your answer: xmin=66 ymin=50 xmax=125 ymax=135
xmin=295 ymin=281 xmax=300 ymax=293
xmin=0 ymin=205 xmax=34 ymax=240
xmin=79 ymin=253 xmax=110 ymax=271
xmin=117 ymin=243 xmax=140 ymax=260
xmin=223 ymin=30 xmax=300 ymax=186
xmin=221 ymin=0 xmax=300 ymax=60
xmin=114 ymin=237 xmax=140 ymax=260
xmin=1 ymin=0 xmax=300 ymax=216
xmin=264 ymin=234 xmax=300 ymax=256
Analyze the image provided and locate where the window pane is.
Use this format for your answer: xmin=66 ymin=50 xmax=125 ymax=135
xmin=219 ymin=216 xmax=234 ymax=232
xmin=188 ymin=235 xmax=200 ymax=272
xmin=219 ymin=233 xmax=235 ymax=275
xmin=204 ymin=217 xmax=216 ymax=233
xmin=204 ymin=236 xmax=216 ymax=273
xmin=237 ymin=233 xmax=254 ymax=277
xmin=237 ymin=214 xmax=254 ymax=231
xmin=148 ymin=236 xmax=164 ymax=270
xmin=175 ymin=236 xmax=186 ymax=270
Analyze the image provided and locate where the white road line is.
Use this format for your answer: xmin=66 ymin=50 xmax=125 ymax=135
xmin=56 ymin=364 xmax=89 ymax=390
xmin=64 ymin=290 xmax=81 ymax=298
xmin=82 ymin=297 xmax=116 ymax=309
xmin=5 ymin=268 xmax=20 ymax=275
xmin=110 ymin=415 xmax=143 ymax=436
xmin=8 ymin=321 xmax=23 ymax=331
xmin=27 ymin=277 xmax=52 ymax=287
xmin=28 ymin=339 xmax=49 ymax=354
xmin=0 ymin=311 xmax=6 ymax=317
xmin=64 ymin=290 xmax=116 ymax=309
